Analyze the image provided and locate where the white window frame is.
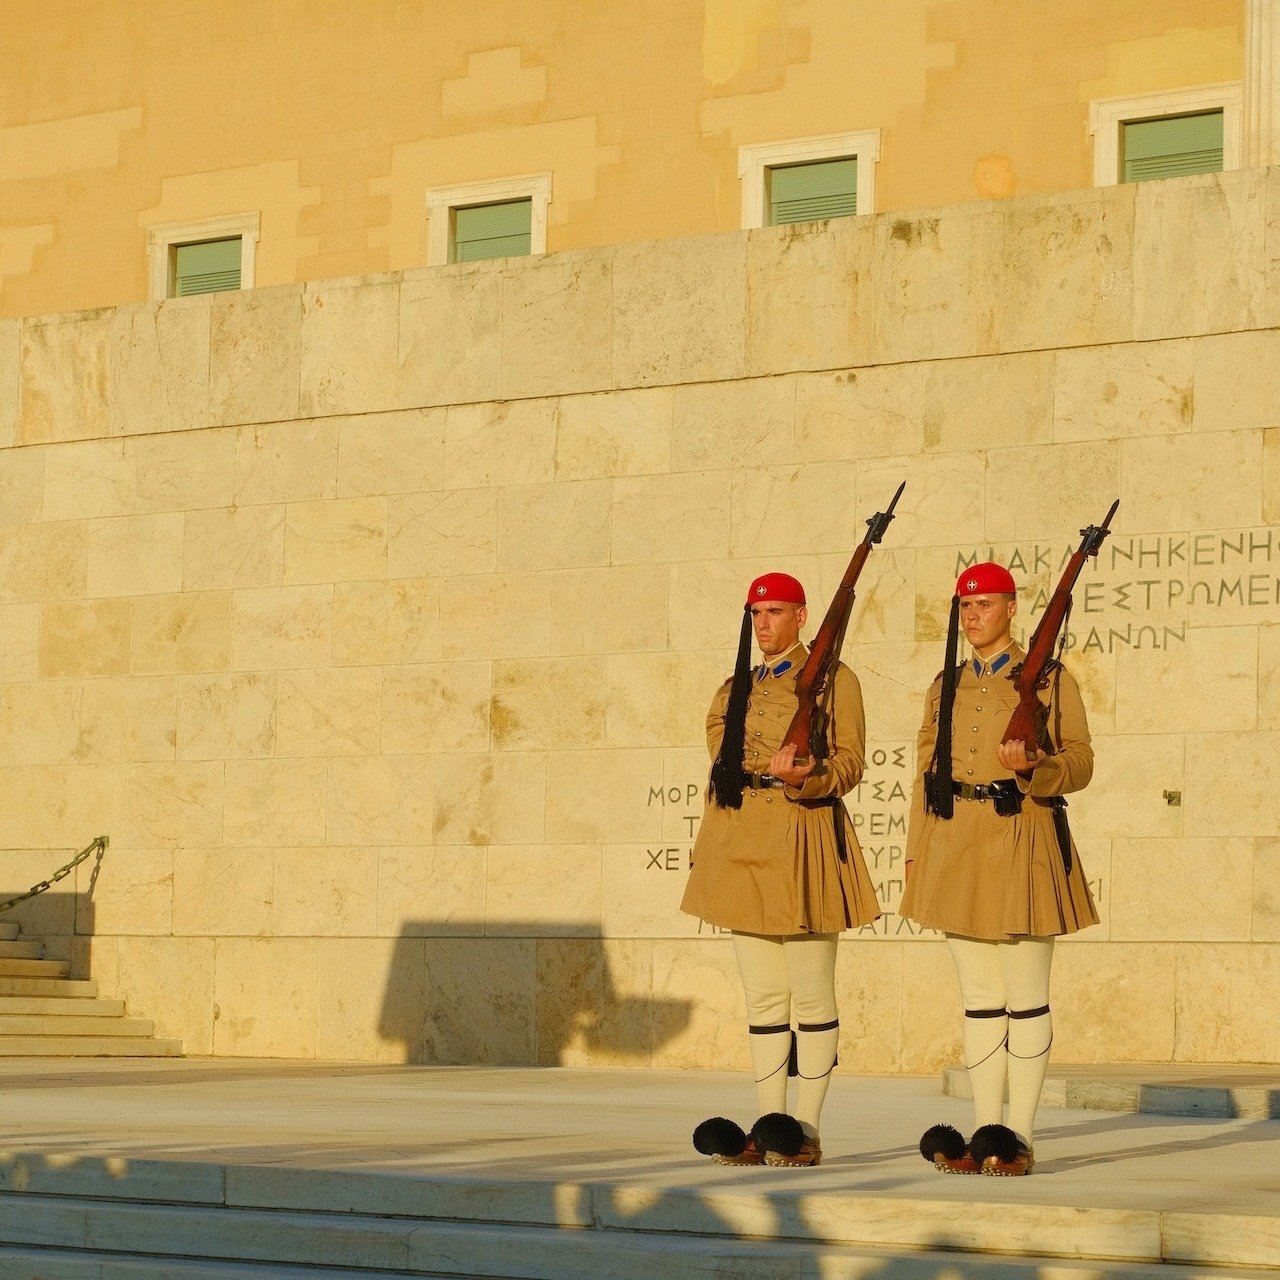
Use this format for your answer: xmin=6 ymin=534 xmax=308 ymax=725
xmin=1088 ymin=82 xmax=1243 ymax=187
xmin=146 ymin=212 xmax=260 ymax=301
xmin=737 ymin=131 xmax=880 ymax=230
xmin=425 ymin=173 xmax=551 ymax=267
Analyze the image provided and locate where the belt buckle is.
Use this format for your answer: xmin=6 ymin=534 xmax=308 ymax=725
xmin=958 ymin=782 xmax=978 ymax=800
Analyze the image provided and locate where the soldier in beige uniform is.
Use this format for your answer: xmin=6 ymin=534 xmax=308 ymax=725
xmin=901 ymin=562 xmax=1097 ymax=1176
xmin=681 ymin=572 xmax=879 ymax=1168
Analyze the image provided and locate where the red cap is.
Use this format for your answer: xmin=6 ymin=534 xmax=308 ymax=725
xmin=746 ymin=572 xmax=806 ymax=606
xmin=955 ymin=562 xmax=1016 ymax=597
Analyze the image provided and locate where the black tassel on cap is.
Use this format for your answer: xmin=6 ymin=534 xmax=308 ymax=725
xmin=710 ymin=607 xmax=754 ymax=809
xmin=924 ymin=594 xmax=960 ymax=820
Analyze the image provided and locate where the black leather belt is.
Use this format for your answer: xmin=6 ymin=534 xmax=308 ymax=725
xmin=952 ymin=780 xmax=1014 ymax=801
xmin=747 ymin=772 xmax=784 ymax=790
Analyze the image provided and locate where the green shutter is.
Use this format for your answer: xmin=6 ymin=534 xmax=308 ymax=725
xmin=1122 ymin=111 xmax=1223 ymax=183
xmin=769 ymin=157 xmax=857 ymax=225
xmin=454 ymin=199 xmax=533 ymax=262
xmin=173 ymin=237 xmax=242 ymax=296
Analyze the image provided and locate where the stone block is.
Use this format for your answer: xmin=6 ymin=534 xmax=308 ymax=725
xmin=112 ymin=935 xmax=215 ymax=1054
xmin=600 ymin=846 xmax=701 ymax=939
xmin=336 ymin=407 xmax=445 ymax=497
xmin=209 ymin=285 xmax=303 ymax=427
xmin=283 ymin=495 xmax=388 ymax=584
xmin=814 ymin=546 xmax=916 ymax=647
xmin=442 ymin=398 xmax=557 ymax=489
xmin=1267 ymin=428 xmax=1280 ymax=526
xmin=745 ymin=217 xmax=875 ymax=376
xmin=1174 ymin=943 xmax=1280 ymax=1062
xmin=77 ymin=846 xmax=173 ymax=936
xmin=611 ymin=471 xmax=731 ymax=566
xmin=1133 ymin=170 xmax=1270 ymax=341
xmin=1074 ymin=732 xmax=1182 ymax=842
xmin=0 ymin=679 xmax=79 ymax=765
xmin=1111 ymin=838 xmax=1251 ymax=943
xmin=375 ymin=846 xmax=486 ymax=937
xmin=487 ymin=846 xmax=602 ymax=937
xmin=1122 ymin=430 xmax=1261 ymax=532
xmin=18 ymin=310 xmax=110 ymax=445
xmin=922 ymin=351 xmax=1055 ymax=454
xmin=536 ymin=938 xmax=660 ymax=1066
xmin=120 ymin=761 xmax=223 ymax=847
xmin=224 ymin=758 xmax=328 ymax=847
xmin=0 ymin=446 xmax=44 ymax=525
xmin=0 ymin=319 xmax=17 ymax=448
xmin=983 ymin=440 xmax=1122 ymax=543
xmin=671 ymin=375 xmax=796 ymax=473
xmin=230 ymin=584 xmax=332 ymax=670
xmin=501 ymin=251 xmax=613 ymax=398
xmin=1261 ymin=624 xmax=1280 ymax=730
xmin=794 ymin=365 xmax=926 ymax=463
xmin=39 ymin=598 xmax=130 ymax=677
xmin=440 ymin=573 xmax=551 ymax=660
xmin=133 ymin=427 xmax=236 ymax=514
xmin=899 ymin=940 xmax=962 ymax=1074
xmin=388 ymin=489 xmax=496 ymax=577
xmin=131 ymin=591 xmax=231 ymax=674
xmin=397 ymin=262 xmax=502 ymax=409
xmin=605 ymin=652 xmax=731 ymax=748
xmin=176 ymin=672 xmax=277 ymax=759
xmin=495 ymin=479 xmax=611 ymax=573
xmin=275 ymin=667 xmax=381 ymax=757
xmin=213 ymin=937 xmax=317 ymax=1057
xmin=667 ymin=559 xmax=763 ymax=653
xmin=649 ymin=939 xmax=744 ymax=1069
xmin=549 ymin=564 xmax=670 ymax=656
xmin=1191 ymin=328 xmax=1280 ymax=436
xmin=381 ymin=662 xmax=491 ymax=754
xmin=40 ymin=437 xmax=135 ymax=521
xmin=77 ymin=675 xmax=177 ymax=763
xmin=316 ymin=937 xmax=423 ymax=1062
xmin=434 ymin=752 xmax=546 ymax=847
xmin=183 ymin=504 xmax=285 ymax=591
xmin=554 ymin=386 xmax=673 ymax=480
xmin=1184 ymin=730 xmax=1280 ymax=840
xmin=272 ymin=846 xmax=378 ymax=937
xmin=234 ymin=418 xmax=338 ymax=506
xmin=1252 ymin=839 xmax=1280 ymax=941
xmin=85 ymin=513 xmax=184 ymax=597
xmin=328 ymin=755 xmax=435 ymax=846
xmin=1053 ymin=339 xmax=1193 ymax=443
xmin=491 ymin=657 xmax=606 ymax=751
xmin=1 ymin=520 xmax=87 ymax=603
xmin=0 ymin=603 xmax=42 ymax=681
xmin=730 ymin=459 xmax=863 ymax=558
xmin=300 ymin=279 xmax=399 ymax=417
xmin=107 ymin=299 xmax=211 ymax=437
xmin=172 ymin=847 xmax=273 ymax=937
xmin=0 ymin=764 xmax=124 ymax=851
xmin=546 ymin=749 xmax=664 ymax=843
xmin=834 ymin=937 xmax=903 ymax=1074
xmin=331 ymin=577 xmax=439 ymax=666
xmin=859 ymin=455 xmax=987 ymax=551
xmin=423 ymin=937 xmax=535 ymax=1065
xmin=612 ymin=232 xmax=748 ymax=387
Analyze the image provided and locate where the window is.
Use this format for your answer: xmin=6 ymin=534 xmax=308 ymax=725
xmin=425 ymin=174 xmax=551 ymax=266
xmin=738 ymin=131 xmax=880 ymax=230
xmin=146 ymin=213 xmax=259 ymax=301
xmin=1089 ymin=84 xmax=1242 ymax=187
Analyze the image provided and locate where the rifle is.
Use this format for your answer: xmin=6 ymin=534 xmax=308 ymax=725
xmin=783 ymin=481 xmax=905 ymax=766
xmin=1001 ymin=499 xmax=1119 ymax=755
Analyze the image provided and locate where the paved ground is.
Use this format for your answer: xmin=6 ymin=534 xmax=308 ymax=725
xmin=0 ymin=1058 xmax=1276 ymax=1217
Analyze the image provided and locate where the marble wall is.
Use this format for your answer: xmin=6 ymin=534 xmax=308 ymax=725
xmin=2 ymin=167 xmax=1279 ymax=1071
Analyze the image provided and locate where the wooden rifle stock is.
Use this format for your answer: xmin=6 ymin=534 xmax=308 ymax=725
xmin=783 ymin=482 xmax=905 ymax=766
xmin=1002 ymin=499 xmax=1118 ymax=754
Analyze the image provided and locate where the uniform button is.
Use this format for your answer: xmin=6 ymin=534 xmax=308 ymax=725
xmin=966 ymin=769 xmax=974 ymax=776
xmin=981 ymin=687 xmax=988 ymax=693
xmin=968 ymin=747 xmax=977 ymax=754
xmin=971 ymin=726 xmax=978 ymax=733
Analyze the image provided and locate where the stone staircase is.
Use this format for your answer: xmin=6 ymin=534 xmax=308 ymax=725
xmin=0 ymin=918 xmax=181 ymax=1057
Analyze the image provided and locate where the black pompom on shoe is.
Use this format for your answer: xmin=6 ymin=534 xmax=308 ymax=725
xmin=970 ymin=1123 xmax=1034 ymax=1175
xmin=693 ymin=1116 xmax=747 ymax=1158
xmin=918 ymin=1123 xmax=966 ymax=1163
xmin=751 ymin=1112 xmax=806 ymax=1159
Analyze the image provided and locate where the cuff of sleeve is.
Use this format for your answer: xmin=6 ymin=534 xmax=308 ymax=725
xmin=1026 ymin=757 xmax=1065 ymax=797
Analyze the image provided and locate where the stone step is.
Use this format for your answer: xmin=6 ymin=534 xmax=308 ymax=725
xmin=0 ymin=1035 xmax=181 ymax=1056
xmin=0 ymin=1013 xmax=154 ymax=1037
xmin=0 ymin=976 xmax=98 ymax=998
xmin=0 ymin=920 xmax=19 ymax=941
xmin=0 ymin=995 xmax=125 ymax=1016
xmin=0 ymin=957 xmax=68 ymax=978
xmin=0 ymin=939 xmax=44 ymax=959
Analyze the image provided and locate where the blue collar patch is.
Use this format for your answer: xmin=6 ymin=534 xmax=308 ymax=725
xmin=757 ymin=659 xmax=794 ymax=681
xmin=973 ymin=653 xmax=1012 ymax=677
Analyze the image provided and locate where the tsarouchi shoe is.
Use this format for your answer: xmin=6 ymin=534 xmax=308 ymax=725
xmin=751 ymin=1113 xmax=820 ymax=1167
xmin=918 ymin=1122 xmax=978 ymax=1174
xmin=970 ymin=1123 xmax=1035 ymax=1176
xmin=692 ymin=1117 xmax=763 ymax=1165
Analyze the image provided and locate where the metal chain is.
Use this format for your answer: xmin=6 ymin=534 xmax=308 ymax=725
xmin=0 ymin=836 xmax=109 ymax=914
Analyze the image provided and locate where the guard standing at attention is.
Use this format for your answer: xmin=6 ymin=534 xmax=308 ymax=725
xmin=681 ymin=572 xmax=880 ymax=1168
xmin=901 ymin=562 xmax=1098 ymax=1176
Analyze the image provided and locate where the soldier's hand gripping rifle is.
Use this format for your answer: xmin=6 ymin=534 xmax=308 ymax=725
xmin=783 ymin=482 xmax=906 ymax=767
xmin=1001 ymin=499 xmax=1119 ymax=756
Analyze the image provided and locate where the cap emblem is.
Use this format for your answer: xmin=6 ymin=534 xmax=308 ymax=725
xmin=755 ymin=585 xmax=768 ymax=596
xmin=966 ymin=577 xmax=978 ymax=592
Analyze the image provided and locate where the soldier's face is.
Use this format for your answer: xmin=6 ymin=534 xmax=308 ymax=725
xmin=959 ymin=593 xmax=1016 ymax=654
xmin=750 ymin=601 xmax=806 ymax=657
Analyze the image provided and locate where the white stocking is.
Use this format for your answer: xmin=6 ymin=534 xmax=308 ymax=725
xmin=785 ymin=934 xmax=839 ymax=1140
xmin=1002 ymin=937 xmax=1054 ymax=1148
xmin=946 ymin=935 xmax=1009 ymax=1131
xmin=732 ymin=933 xmax=791 ymax=1117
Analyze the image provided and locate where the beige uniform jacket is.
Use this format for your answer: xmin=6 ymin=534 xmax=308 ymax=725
xmin=680 ymin=642 xmax=881 ymax=936
xmin=898 ymin=644 xmax=1099 ymax=940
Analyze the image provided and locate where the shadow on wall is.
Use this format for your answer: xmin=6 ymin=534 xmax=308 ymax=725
xmin=379 ymin=923 xmax=693 ymax=1067
xmin=0 ymin=878 xmax=96 ymax=976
